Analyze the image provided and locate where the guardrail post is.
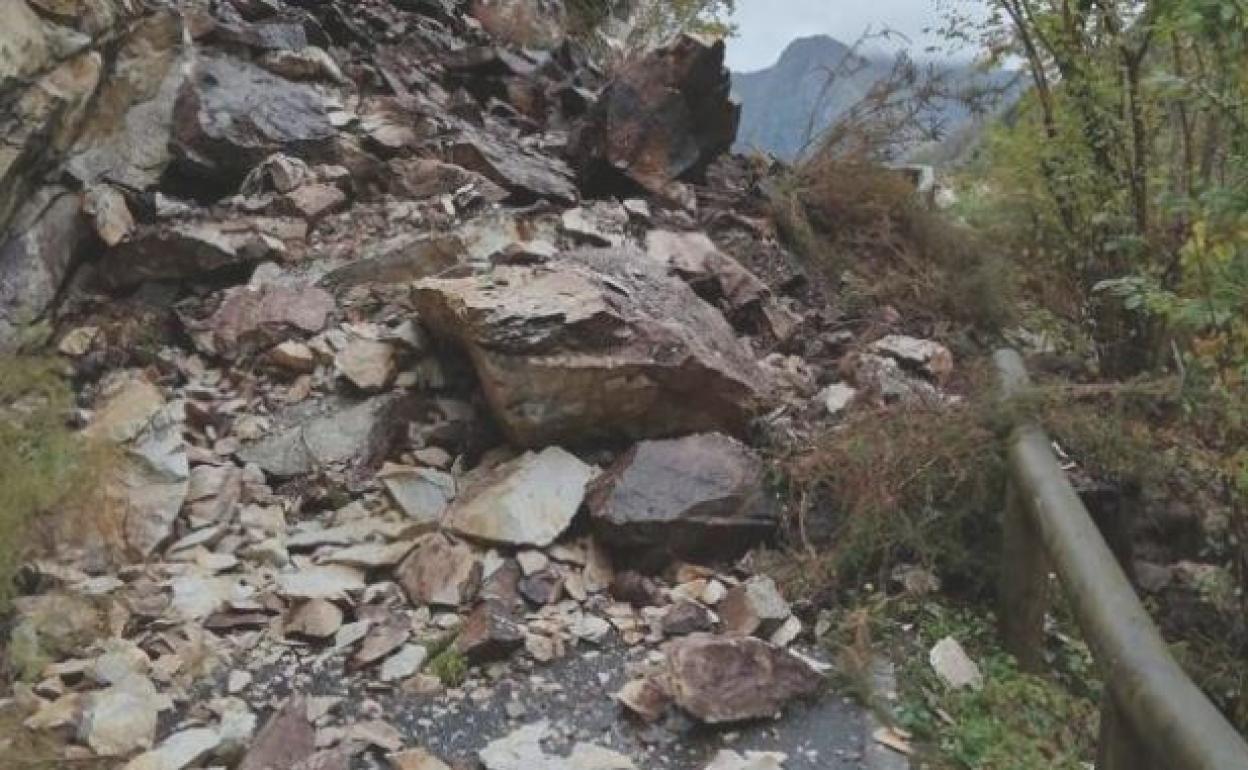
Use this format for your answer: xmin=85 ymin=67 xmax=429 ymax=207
xmin=1098 ymin=692 xmax=1161 ymax=770
xmin=999 ymin=476 xmax=1049 ymax=672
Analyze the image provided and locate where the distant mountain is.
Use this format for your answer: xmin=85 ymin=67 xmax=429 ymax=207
xmin=730 ymin=35 xmax=1017 ymax=163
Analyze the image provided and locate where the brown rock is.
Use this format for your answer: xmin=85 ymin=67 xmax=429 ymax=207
xmin=388 ymin=748 xmax=452 ymax=770
xmin=470 ymin=0 xmax=566 ymax=48
xmin=285 ymin=599 xmax=344 ymax=640
xmin=661 ymin=600 xmax=715 ymax=636
xmin=335 ymin=338 xmax=398 ymax=392
xmin=663 ymin=634 xmax=821 ymax=724
xmin=238 ymin=695 xmax=316 ymax=770
xmin=282 ymin=183 xmax=347 ymax=223
xmin=386 ymin=158 xmax=507 ymax=203
xmin=615 ymin=677 xmax=670 ymax=723
xmin=184 ymin=283 xmax=334 ymax=359
xmin=609 ymin=571 xmax=663 ymax=607
xmin=571 ymin=35 xmax=739 ymax=197
xmin=396 ymin=533 xmax=482 ymax=608
xmin=413 ymin=249 xmax=768 ymax=447
xmin=587 ymin=433 xmax=775 ymax=563
xmin=350 ymin=617 xmax=411 ymax=670
xmin=82 ymin=184 xmax=134 ymax=247
xmin=719 ymin=576 xmax=791 ymax=637
xmin=454 ymin=599 xmax=524 ymax=663
xmin=105 ymin=218 xmax=298 ymax=287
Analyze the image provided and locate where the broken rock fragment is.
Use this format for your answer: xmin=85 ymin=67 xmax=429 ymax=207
xmin=237 ymin=393 xmax=416 ymax=478
xmin=396 ymin=533 xmax=482 ymax=607
xmin=719 ymin=576 xmax=791 ymax=637
xmin=454 ymin=599 xmax=524 ymax=663
xmin=238 ymin=695 xmax=316 ymax=770
xmin=663 ymin=633 xmax=821 ymax=724
xmin=414 ymin=248 xmax=769 ymax=446
xmin=443 ymin=447 xmax=594 ymax=548
xmin=588 ymin=433 xmax=775 ymax=562
xmin=183 ymin=283 xmax=334 ymax=360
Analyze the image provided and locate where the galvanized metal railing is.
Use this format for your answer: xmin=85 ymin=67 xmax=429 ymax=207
xmin=994 ymin=349 xmax=1248 ymax=770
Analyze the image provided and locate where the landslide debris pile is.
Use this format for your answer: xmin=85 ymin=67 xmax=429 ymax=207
xmin=0 ymin=1 xmax=957 ymax=767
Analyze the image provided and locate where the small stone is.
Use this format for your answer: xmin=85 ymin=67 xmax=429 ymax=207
xmin=59 ymin=326 xmax=99 ymax=357
xmin=336 ymin=338 xmax=398 ymax=392
xmin=455 ymin=600 xmax=524 ymax=663
xmin=515 ymin=550 xmax=549 ymax=576
xmin=929 ymin=637 xmax=983 ymax=691
xmin=661 ymin=601 xmax=715 ymax=636
xmin=228 ymin=670 xmax=253 ymax=694
xmin=388 ymin=748 xmax=452 ymax=770
xmin=285 ymin=599 xmax=344 ymax=639
xmin=381 ymin=465 xmax=455 ymax=526
xmin=816 ymin=383 xmax=857 ymax=416
xmin=380 ymin=644 xmax=428 ymax=682
xmin=615 ymin=677 xmax=670 ymax=722
xmin=413 ymin=447 xmax=453 ymax=469
xmin=768 ymin=616 xmax=802 ymax=647
xmin=271 ymin=341 xmax=317 ymax=374
xmin=719 ymin=576 xmax=791 ymax=637
xmin=703 ymin=749 xmax=789 ymax=770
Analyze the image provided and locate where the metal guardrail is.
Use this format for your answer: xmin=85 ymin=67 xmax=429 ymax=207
xmin=994 ymin=349 xmax=1248 ymax=770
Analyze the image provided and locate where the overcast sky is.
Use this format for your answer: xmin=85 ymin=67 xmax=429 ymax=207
xmin=727 ymin=0 xmax=984 ymax=72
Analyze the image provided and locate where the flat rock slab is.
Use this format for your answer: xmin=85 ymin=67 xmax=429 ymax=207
xmin=443 ymin=447 xmax=594 ymax=548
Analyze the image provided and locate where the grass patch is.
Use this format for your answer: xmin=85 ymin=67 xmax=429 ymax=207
xmin=776 ymin=392 xmax=1008 ymax=601
xmin=820 ymin=595 xmax=1100 ymax=770
xmin=427 ymin=646 xmax=468 ymax=688
xmin=767 ymin=158 xmax=1017 ymax=332
xmin=0 ymin=357 xmax=83 ymax=610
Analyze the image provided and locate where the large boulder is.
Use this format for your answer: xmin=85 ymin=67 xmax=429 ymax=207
xmin=663 ymin=633 xmax=821 ymax=724
xmin=571 ymin=35 xmax=739 ymax=199
xmin=586 ymin=432 xmax=775 ymax=563
xmin=172 ymin=56 xmax=334 ymax=185
xmin=413 ymin=248 xmax=769 ymax=446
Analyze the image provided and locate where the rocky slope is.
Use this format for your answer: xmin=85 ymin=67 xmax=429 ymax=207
xmin=0 ymin=2 xmax=956 ymax=768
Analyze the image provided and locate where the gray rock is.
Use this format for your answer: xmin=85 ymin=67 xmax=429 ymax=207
xmin=719 ymin=576 xmax=791 ymax=637
xmin=381 ymin=465 xmax=456 ymax=526
xmin=449 ymin=126 xmax=577 ymax=204
xmin=0 ymin=189 xmax=89 ymax=352
xmin=443 ymin=447 xmax=594 ymax=548
xmin=237 ymin=394 xmax=417 ymax=478
xmin=587 ymin=433 xmax=774 ymax=563
xmin=172 ymin=56 xmax=334 ymax=184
